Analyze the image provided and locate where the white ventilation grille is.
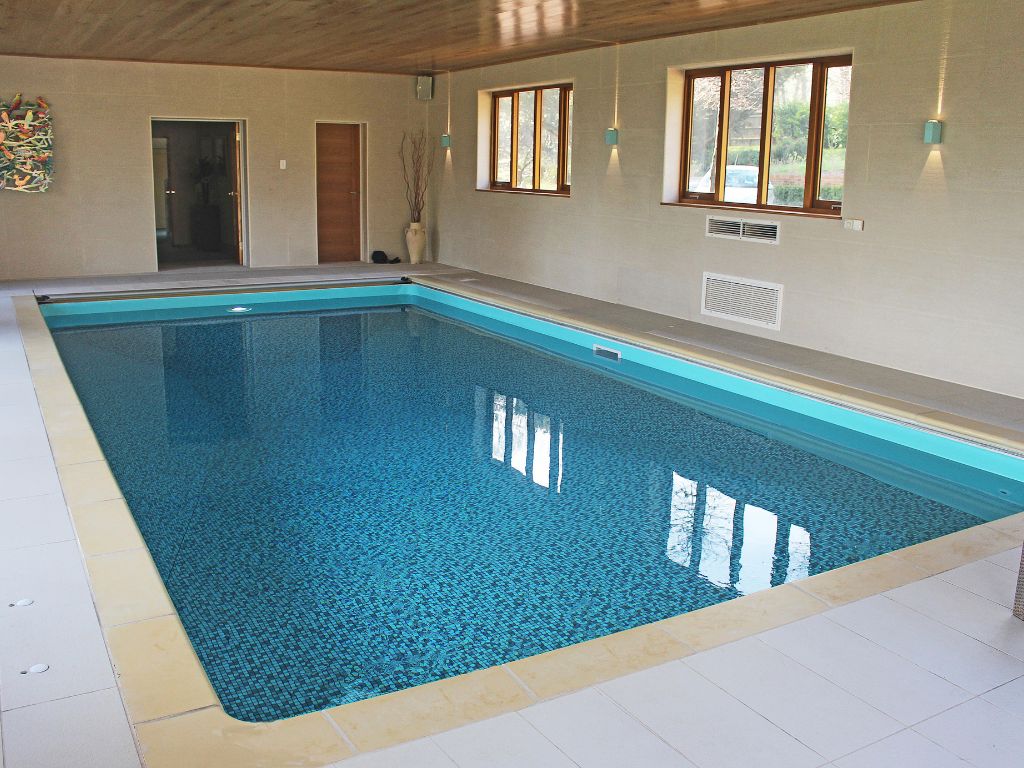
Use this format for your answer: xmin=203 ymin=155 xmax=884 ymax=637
xmin=706 ymin=215 xmax=780 ymax=245
xmin=701 ymin=272 xmax=783 ymax=330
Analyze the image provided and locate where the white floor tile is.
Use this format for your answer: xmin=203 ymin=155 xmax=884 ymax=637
xmin=0 ymin=540 xmax=94 ymax=608
xmin=832 ymin=729 xmax=971 ymax=768
xmin=0 ymin=380 xmax=37 ymax=409
xmin=916 ymin=697 xmax=1024 ymax=768
xmin=686 ymin=637 xmax=900 ymax=761
xmin=0 ymin=417 xmax=49 ymax=463
xmin=828 ymin=595 xmax=1024 ymax=694
xmin=940 ymin=560 xmax=1019 ymax=609
xmin=433 ymin=713 xmax=575 ymax=768
xmin=982 ymin=675 xmax=1024 ymax=719
xmin=0 ymin=495 xmax=74 ymax=551
xmin=522 ymin=688 xmax=696 ymax=768
xmin=761 ymin=615 xmax=970 ymax=725
xmin=0 ymin=458 xmax=61 ymax=503
xmin=986 ymin=546 xmax=1022 ymax=572
xmin=601 ymin=661 xmax=824 ymax=768
xmin=0 ymin=541 xmax=115 ymax=710
xmin=888 ymin=578 xmax=1024 ymax=660
xmin=335 ymin=739 xmax=457 ymax=768
xmin=1 ymin=687 xmax=140 ymax=768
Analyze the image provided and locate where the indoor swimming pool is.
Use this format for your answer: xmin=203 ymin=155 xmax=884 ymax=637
xmin=42 ymin=283 xmax=1024 ymax=722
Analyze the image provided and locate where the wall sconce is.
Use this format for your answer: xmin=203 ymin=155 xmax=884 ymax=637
xmin=440 ymin=133 xmax=451 ymax=148
xmin=604 ymin=128 xmax=619 ymax=146
xmin=923 ymin=120 xmax=943 ymax=144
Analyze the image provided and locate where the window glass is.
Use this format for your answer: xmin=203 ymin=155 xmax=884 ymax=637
xmin=680 ymin=56 xmax=851 ymax=214
xmin=495 ymin=95 xmax=512 ymax=183
xmin=767 ymin=64 xmax=813 ymax=208
xmin=819 ymin=65 xmax=851 ymax=203
xmin=565 ymin=90 xmax=573 ymax=186
xmin=686 ymin=76 xmax=721 ymax=194
xmin=538 ymin=88 xmax=561 ymax=191
xmin=722 ymin=68 xmax=764 ymax=204
xmin=490 ymin=85 xmax=571 ymax=193
xmin=515 ymin=90 xmax=535 ymax=189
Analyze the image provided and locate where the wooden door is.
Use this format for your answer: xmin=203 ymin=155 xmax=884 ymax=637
xmin=316 ymin=123 xmax=361 ymax=262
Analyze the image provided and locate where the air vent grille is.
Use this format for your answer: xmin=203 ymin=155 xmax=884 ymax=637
xmin=701 ymin=272 xmax=783 ymax=330
xmin=706 ymin=216 xmax=780 ymax=245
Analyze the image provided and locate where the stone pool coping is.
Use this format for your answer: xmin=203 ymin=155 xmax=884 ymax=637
xmin=13 ymin=290 xmax=1024 ymax=768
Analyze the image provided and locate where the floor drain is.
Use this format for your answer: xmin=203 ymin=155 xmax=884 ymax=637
xmin=8 ymin=598 xmax=34 ymax=607
xmin=21 ymin=663 xmax=49 ymax=674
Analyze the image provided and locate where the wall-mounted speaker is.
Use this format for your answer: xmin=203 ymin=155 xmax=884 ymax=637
xmin=416 ymin=75 xmax=434 ymax=101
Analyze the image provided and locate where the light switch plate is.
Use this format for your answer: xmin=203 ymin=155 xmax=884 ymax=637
xmin=843 ymin=218 xmax=864 ymax=231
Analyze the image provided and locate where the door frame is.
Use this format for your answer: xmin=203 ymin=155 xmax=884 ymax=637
xmin=314 ymin=121 xmax=368 ymax=263
xmin=148 ymin=117 xmax=250 ymax=266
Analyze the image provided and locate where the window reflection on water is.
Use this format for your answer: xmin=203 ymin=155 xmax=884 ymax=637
xmin=478 ymin=388 xmax=563 ymax=492
xmin=478 ymin=387 xmax=811 ymax=596
xmin=668 ymin=470 xmax=811 ymax=595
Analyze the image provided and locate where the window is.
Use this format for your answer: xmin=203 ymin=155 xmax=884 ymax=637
xmin=680 ymin=56 xmax=851 ymax=215
xmin=490 ymin=84 xmax=573 ymax=194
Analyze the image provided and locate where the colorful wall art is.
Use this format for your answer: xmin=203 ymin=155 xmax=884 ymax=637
xmin=1 ymin=94 xmax=54 ymax=193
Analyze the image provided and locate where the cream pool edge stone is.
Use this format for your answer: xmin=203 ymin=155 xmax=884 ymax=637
xmin=12 ymin=291 xmax=1024 ymax=768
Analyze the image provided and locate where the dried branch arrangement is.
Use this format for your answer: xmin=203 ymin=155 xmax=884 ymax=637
xmin=399 ymin=129 xmax=436 ymax=223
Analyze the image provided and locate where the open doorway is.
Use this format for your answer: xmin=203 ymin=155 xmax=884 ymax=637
xmin=151 ymin=119 xmax=245 ymax=270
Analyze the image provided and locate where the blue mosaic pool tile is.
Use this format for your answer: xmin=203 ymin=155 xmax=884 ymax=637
xmin=51 ymin=306 xmax=1008 ymax=722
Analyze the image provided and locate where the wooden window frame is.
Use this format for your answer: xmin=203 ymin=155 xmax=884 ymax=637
xmin=490 ymin=83 xmax=572 ymax=195
xmin=678 ymin=55 xmax=852 ymax=217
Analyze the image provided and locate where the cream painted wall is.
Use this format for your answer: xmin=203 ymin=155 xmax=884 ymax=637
xmin=428 ymin=0 xmax=1024 ymax=398
xmin=0 ymin=56 xmax=424 ymax=277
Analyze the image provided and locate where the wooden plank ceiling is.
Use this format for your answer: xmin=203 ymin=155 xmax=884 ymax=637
xmin=0 ymin=0 xmax=911 ymax=74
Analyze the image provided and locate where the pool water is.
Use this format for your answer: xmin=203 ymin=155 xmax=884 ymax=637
xmin=49 ymin=296 xmax=1022 ymax=722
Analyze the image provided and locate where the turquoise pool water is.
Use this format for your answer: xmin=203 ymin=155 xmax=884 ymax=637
xmin=45 ymin=284 xmax=1024 ymax=722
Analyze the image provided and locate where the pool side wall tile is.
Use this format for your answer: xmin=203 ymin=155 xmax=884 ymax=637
xmin=325 ymin=667 xmax=532 ymax=753
xmin=86 ymin=548 xmax=176 ymax=626
xmin=792 ymin=553 xmax=930 ymax=607
xmin=49 ymin=428 xmax=106 ymax=466
xmin=889 ymin=524 xmax=1022 ymax=575
xmin=134 ymin=707 xmax=352 ymax=768
xmin=72 ymin=497 xmax=146 ymax=556
xmin=656 ymin=584 xmax=828 ymax=652
xmin=987 ymin=511 xmax=1024 ymax=542
xmin=506 ymin=623 xmax=693 ymax=700
xmin=106 ymin=614 xmax=219 ymax=723
xmin=57 ymin=459 xmax=124 ymax=506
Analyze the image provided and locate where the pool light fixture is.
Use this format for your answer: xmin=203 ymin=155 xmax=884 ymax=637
xmin=923 ymin=119 xmax=943 ymax=144
xmin=228 ymin=306 xmax=253 ymax=313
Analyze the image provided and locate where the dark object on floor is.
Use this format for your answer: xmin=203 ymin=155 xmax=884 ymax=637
xmin=371 ymin=250 xmax=401 ymax=264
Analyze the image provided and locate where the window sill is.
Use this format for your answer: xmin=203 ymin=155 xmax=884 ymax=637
xmin=478 ymin=187 xmax=570 ymax=198
xmin=662 ymin=200 xmax=842 ymax=219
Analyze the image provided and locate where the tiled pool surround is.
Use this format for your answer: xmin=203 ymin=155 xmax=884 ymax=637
xmin=12 ymin=284 xmax=1024 ymax=768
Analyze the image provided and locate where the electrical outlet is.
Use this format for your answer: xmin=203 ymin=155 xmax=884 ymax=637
xmin=843 ymin=218 xmax=864 ymax=231
xmin=279 ymin=159 xmax=287 ymax=170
